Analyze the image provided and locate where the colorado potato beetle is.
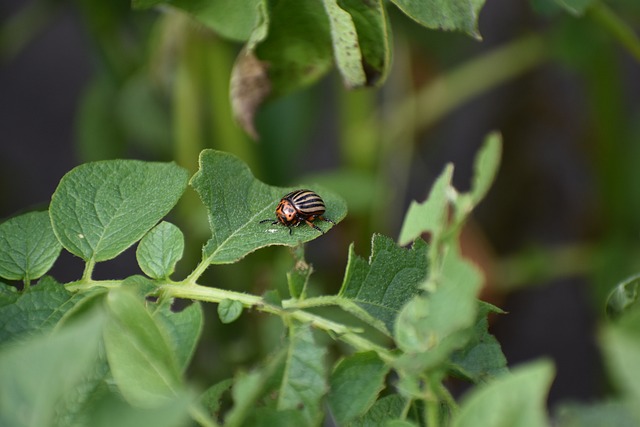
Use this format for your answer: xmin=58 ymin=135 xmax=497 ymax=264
xmin=260 ymin=189 xmax=335 ymax=235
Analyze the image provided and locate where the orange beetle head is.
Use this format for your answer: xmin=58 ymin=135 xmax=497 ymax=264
xmin=276 ymin=199 xmax=298 ymax=225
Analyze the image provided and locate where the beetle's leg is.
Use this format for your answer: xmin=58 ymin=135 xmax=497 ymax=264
xmin=259 ymin=219 xmax=279 ymax=225
xmin=319 ymin=216 xmax=335 ymax=225
xmin=288 ymin=226 xmax=293 ymax=235
xmin=305 ymin=219 xmax=324 ymax=234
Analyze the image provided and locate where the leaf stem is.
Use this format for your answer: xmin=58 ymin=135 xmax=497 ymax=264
xmin=81 ymin=259 xmax=96 ymax=282
xmin=161 ymin=282 xmax=395 ymax=362
xmin=588 ymin=2 xmax=640 ymax=63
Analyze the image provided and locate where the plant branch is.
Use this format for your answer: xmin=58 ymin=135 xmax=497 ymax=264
xmin=589 ymin=2 xmax=640 ymax=63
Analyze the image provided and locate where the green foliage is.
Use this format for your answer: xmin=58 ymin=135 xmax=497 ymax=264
xmin=3 ymin=129 xmax=640 ymax=427
xmin=0 ymin=211 xmax=61 ymax=285
xmin=49 ymin=160 xmax=188 ymax=267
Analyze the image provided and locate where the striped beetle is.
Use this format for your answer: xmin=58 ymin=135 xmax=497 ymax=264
xmin=260 ymin=189 xmax=335 ymax=235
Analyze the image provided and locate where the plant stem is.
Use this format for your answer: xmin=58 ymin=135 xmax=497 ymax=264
xmin=161 ymin=282 xmax=395 ymax=362
xmin=81 ymin=259 xmax=96 ymax=282
xmin=589 ymin=2 xmax=640 ymax=63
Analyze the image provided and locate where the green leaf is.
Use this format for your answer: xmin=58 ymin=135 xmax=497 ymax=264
xmin=190 ymin=149 xmax=346 ymax=264
xmin=555 ymin=401 xmax=639 ymax=427
xmin=398 ymin=164 xmax=453 ymax=248
xmin=50 ymin=160 xmax=189 ymax=263
xmin=394 ymin=245 xmax=482 ymax=371
xmin=217 ymin=299 xmax=244 ymax=324
xmin=83 ymin=392 xmax=193 ymax=427
xmin=322 ymin=0 xmax=366 ymax=88
xmin=286 ymin=246 xmax=312 ymax=299
xmin=136 ymin=221 xmax=185 ymax=280
xmin=153 ymin=301 xmax=204 ymax=372
xmin=351 ymin=394 xmax=407 ymax=427
xmin=278 ymin=322 xmax=328 ymax=425
xmin=135 ymin=0 xmax=264 ymax=42
xmin=103 ymin=289 xmax=183 ymax=406
xmin=200 ymin=379 xmax=233 ymax=420
xmin=339 ymin=0 xmax=391 ymax=86
xmin=452 ymin=360 xmax=554 ymax=427
xmin=0 ymin=276 xmax=84 ymax=345
xmin=327 ymin=351 xmax=389 ymax=425
xmin=390 ymin=0 xmax=486 ymax=39
xmin=225 ymin=349 xmax=287 ymax=426
xmin=450 ymin=302 xmax=508 ymax=383
xmin=338 ymin=234 xmax=428 ymax=335
xmin=600 ymin=310 xmax=640 ymax=404
xmin=0 ymin=310 xmax=104 ymax=427
xmin=553 ymin=0 xmax=596 ymax=15
xmin=254 ymin=0 xmax=333 ymax=97
xmin=469 ymin=131 xmax=502 ymax=206
xmin=606 ymin=274 xmax=640 ymax=318
xmin=0 ymin=210 xmax=62 ymax=283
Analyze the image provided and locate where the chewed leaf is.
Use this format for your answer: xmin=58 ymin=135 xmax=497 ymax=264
xmin=0 ymin=211 xmax=61 ymax=283
xmin=50 ymin=160 xmax=188 ymax=263
xmin=338 ymin=234 xmax=428 ymax=336
xmin=190 ymin=150 xmax=347 ymax=265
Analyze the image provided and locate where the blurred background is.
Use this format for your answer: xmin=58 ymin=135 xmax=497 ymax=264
xmin=1 ymin=0 xmax=640 ymax=412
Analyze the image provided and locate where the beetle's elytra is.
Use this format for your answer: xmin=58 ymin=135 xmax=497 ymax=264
xmin=260 ymin=189 xmax=335 ymax=235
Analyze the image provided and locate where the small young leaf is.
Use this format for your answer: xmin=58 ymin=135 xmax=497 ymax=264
xmin=398 ymin=164 xmax=453 ymax=247
xmin=0 ymin=310 xmax=104 ymax=427
xmin=452 ymin=360 xmax=554 ymax=427
xmin=278 ymin=322 xmax=328 ymax=425
xmin=103 ymin=289 xmax=183 ymax=406
xmin=0 ymin=276 xmax=85 ymax=345
xmin=50 ymin=160 xmax=188 ymax=263
xmin=469 ymin=132 xmax=502 ymax=206
xmin=606 ymin=274 xmax=640 ymax=318
xmin=338 ymin=234 xmax=427 ymax=335
xmin=327 ymin=351 xmax=389 ymax=425
xmin=190 ymin=150 xmax=346 ymax=264
xmin=390 ymin=0 xmax=486 ymax=39
xmin=287 ymin=258 xmax=312 ymax=299
xmin=153 ymin=301 xmax=204 ymax=372
xmin=0 ymin=210 xmax=61 ymax=283
xmin=394 ymin=245 xmax=482 ymax=371
xmin=218 ymin=299 xmax=243 ymax=324
xmin=136 ymin=221 xmax=185 ymax=280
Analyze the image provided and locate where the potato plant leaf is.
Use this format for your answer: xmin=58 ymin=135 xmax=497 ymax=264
xmin=0 ymin=310 xmax=104 ymax=427
xmin=338 ymin=234 xmax=427 ymax=336
xmin=0 ymin=210 xmax=61 ymax=283
xmin=327 ymin=351 xmax=389 ymax=425
xmin=50 ymin=160 xmax=189 ymax=264
xmin=0 ymin=276 xmax=85 ymax=345
xmin=390 ymin=0 xmax=486 ymax=39
xmin=452 ymin=360 xmax=555 ymax=427
xmin=103 ymin=289 xmax=183 ymax=406
xmin=218 ymin=298 xmax=243 ymax=324
xmin=278 ymin=322 xmax=328 ymax=425
xmin=153 ymin=300 xmax=204 ymax=372
xmin=190 ymin=150 xmax=346 ymax=265
xmin=136 ymin=221 xmax=185 ymax=280
xmin=601 ymin=310 xmax=640 ymax=404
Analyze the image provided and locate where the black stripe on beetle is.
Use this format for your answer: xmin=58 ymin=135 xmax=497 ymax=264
xmin=260 ymin=189 xmax=335 ymax=235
